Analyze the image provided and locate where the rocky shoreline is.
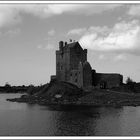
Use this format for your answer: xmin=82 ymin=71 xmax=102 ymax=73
xmin=6 ymin=93 xmax=140 ymax=108
xmin=6 ymin=81 xmax=140 ymax=108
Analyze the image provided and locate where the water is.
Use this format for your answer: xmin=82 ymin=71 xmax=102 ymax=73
xmin=0 ymin=93 xmax=140 ymax=136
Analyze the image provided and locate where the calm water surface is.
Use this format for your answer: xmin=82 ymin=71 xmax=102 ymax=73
xmin=0 ymin=93 xmax=140 ymax=136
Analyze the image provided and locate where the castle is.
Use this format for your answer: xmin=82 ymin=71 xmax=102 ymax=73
xmin=51 ymin=41 xmax=123 ymax=89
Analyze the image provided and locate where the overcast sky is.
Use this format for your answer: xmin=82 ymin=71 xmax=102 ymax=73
xmin=0 ymin=3 xmax=140 ymax=86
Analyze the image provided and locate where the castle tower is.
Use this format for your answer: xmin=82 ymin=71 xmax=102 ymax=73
xmin=56 ymin=41 xmax=67 ymax=81
xmin=56 ymin=41 xmax=88 ymax=84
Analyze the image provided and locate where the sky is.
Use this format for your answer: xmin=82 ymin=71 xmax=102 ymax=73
xmin=0 ymin=3 xmax=140 ymax=86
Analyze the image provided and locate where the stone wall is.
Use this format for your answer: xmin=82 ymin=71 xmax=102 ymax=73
xmin=93 ymin=73 xmax=123 ymax=88
xmin=83 ymin=62 xmax=92 ymax=88
xmin=69 ymin=70 xmax=79 ymax=86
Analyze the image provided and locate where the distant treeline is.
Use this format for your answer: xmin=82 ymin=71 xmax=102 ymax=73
xmin=0 ymin=83 xmax=47 ymax=94
xmin=1 ymin=76 xmax=140 ymax=94
xmin=112 ymin=79 xmax=140 ymax=94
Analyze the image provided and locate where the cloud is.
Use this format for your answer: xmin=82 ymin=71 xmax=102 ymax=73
xmin=0 ymin=5 xmax=21 ymax=28
xmin=48 ymin=29 xmax=55 ymax=36
xmin=68 ymin=26 xmax=109 ymax=36
xmin=4 ymin=28 xmax=20 ymax=36
xmin=98 ymin=54 xmax=106 ymax=60
xmin=0 ymin=28 xmax=20 ymax=38
xmin=128 ymin=5 xmax=140 ymax=17
xmin=114 ymin=54 xmax=127 ymax=61
xmin=37 ymin=43 xmax=54 ymax=50
xmin=0 ymin=4 xmax=121 ymax=28
xmin=98 ymin=53 xmax=127 ymax=61
xmin=79 ymin=20 xmax=140 ymax=55
xmin=67 ymin=28 xmax=86 ymax=35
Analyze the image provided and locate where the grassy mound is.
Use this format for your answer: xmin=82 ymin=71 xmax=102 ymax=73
xmin=27 ymin=80 xmax=83 ymax=102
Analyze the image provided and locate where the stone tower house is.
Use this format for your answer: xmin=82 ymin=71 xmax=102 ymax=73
xmin=55 ymin=41 xmax=92 ymax=88
xmin=50 ymin=40 xmax=123 ymax=89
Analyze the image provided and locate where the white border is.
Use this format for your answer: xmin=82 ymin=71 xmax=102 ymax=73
xmin=0 ymin=0 xmax=140 ymax=139
xmin=0 ymin=1 xmax=140 ymax=3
